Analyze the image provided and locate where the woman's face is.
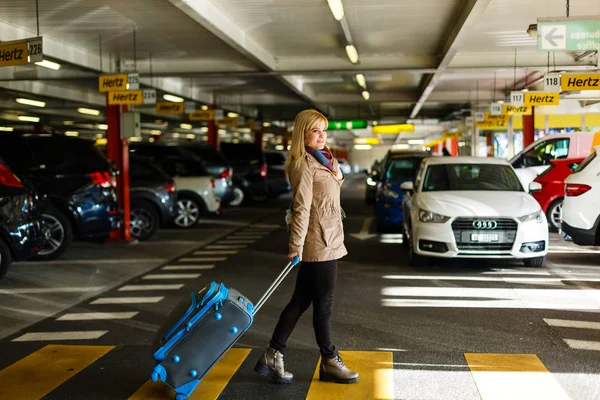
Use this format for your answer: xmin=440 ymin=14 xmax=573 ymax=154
xmin=304 ymin=119 xmax=327 ymax=150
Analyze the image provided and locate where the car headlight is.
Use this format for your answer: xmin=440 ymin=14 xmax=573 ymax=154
xmin=366 ymin=177 xmax=377 ymax=186
xmin=419 ymin=209 xmax=450 ymax=223
xmin=518 ymin=210 xmax=543 ymax=223
xmin=381 ymin=186 xmax=399 ymax=199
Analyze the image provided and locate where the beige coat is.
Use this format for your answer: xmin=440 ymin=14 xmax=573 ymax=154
xmin=288 ymin=152 xmax=347 ymax=262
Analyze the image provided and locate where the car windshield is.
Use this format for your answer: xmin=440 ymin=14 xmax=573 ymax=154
xmin=385 ymin=158 xmax=422 ymax=181
xmin=422 ymin=164 xmax=523 ymax=192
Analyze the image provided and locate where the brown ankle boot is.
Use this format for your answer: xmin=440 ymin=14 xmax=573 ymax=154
xmin=254 ymin=347 xmax=293 ymax=384
xmin=319 ymin=354 xmax=359 ymax=384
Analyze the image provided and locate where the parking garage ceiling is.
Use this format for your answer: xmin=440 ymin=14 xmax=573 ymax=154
xmin=0 ymin=0 xmax=599 ymax=144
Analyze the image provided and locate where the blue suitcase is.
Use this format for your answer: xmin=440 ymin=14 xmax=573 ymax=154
xmin=150 ymin=256 xmax=299 ymax=400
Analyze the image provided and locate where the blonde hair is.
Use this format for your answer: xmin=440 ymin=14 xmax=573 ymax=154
xmin=285 ymin=109 xmax=328 ymax=172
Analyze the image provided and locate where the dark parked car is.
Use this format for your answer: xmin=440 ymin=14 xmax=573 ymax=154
xmin=0 ymin=132 xmax=121 ymax=260
xmin=129 ymin=156 xmax=177 ymax=241
xmin=0 ymin=160 xmax=43 ymax=278
xmin=181 ymin=144 xmax=234 ymax=206
xmin=219 ymin=142 xmax=268 ymax=206
xmin=264 ymin=150 xmax=291 ymax=198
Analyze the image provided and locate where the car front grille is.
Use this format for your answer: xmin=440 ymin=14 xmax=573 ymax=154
xmin=452 ymin=217 xmax=517 ymax=251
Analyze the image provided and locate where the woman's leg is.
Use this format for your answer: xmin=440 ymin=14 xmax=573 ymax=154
xmin=310 ymin=260 xmax=338 ymax=358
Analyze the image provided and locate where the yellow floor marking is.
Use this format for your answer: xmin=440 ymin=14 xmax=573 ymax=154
xmin=306 ymin=351 xmax=394 ymax=400
xmin=0 ymin=344 xmax=114 ymax=400
xmin=128 ymin=348 xmax=250 ymax=400
xmin=465 ymin=353 xmax=572 ymax=400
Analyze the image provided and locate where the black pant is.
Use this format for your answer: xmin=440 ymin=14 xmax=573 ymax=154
xmin=269 ymin=260 xmax=338 ymax=359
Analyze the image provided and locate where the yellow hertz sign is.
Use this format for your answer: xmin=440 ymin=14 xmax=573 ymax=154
xmin=372 ymin=124 xmax=414 ymax=134
xmin=477 ymin=113 xmax=508 ymax=129
xmin=0 ymin=37 xmax=43 ymax=67
xmin=156 ymin=102 xmax=185 ymax=114
xmin=189 ymin=110 xmax=214 ymax=121
xmin=107 ymin=90 xmax=144 ymax=105
xmin=561 ymin=74 xmax=600 ymax=91
xmin=99 ymin=74 xmax=128 ymax=92
xmin=502 ymin=105 xmax=532 ymax=115
xmin=525 ymin=92 xmax=560 ymax=106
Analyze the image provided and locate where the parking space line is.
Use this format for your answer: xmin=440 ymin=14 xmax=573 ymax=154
xmin=161 ymin=265 xmax=215 ymax=271
xmin=482 ymin=270 xmax=551 ymax=275
xmin=90 ymin=297 xmax=164 ymax=305
xmin=230 ymin=235 xmax=263 ymax=239
xmin=0 ymin=344 xmax=114 ymax=398
xmin=56 ymin=312 xmax=139 ymax=321
xmin=205 ymin=245 xmax=247 ymax=250
xmin=178 ymin=257 xmax=227 ymax=262
xmin=306 ymin=351 xmax=394 ymax=400
xmin=563 ymin=339 xmax=600 ymax=351
xmin=217 ymin=240 xmax=255 ymax=244
xmin=0 ymin=287 xmax=106 ymax=294
xmin=465 ymin=353 xmax=571 ymax=399
xmin=192 ymin=250 xmax=237 ymax=255
xmin=142 ymin=273 xmax=201 ymax=280
xmin=544 ymin=318 xmax=600 ymax=330
xmin=118 ymin=284 xmax=184 ymax=291
xmin=128 ymin=348 xmax=251 ymax=400
xmin=12 ymin=331 xmax=109 ymax=341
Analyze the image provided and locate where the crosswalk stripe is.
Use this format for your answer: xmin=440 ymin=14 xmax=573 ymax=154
xmin=0 ymin=345 xmax=113 ymax=399
xmin=56 ymin=312 xmax=139 ymax=321
xmin=205 ymin=245 xmax=247 ymax=249
xmin=229 ymin=235 xmax=263 ymax=239
xmin=118 ymin=284 xmax=184 ymax=291
xmin=306 ymin=351 xmax=394 ymax=400
xmin=217 ymin=240 xmax=255 ymax=244
xmin=90 ymin=297 xmax=164 ymax=305
xmin=161 ymin=265 xmax=214 ymax=271
xmin=544 ymin=318 xmax=600 ymax=330
xmin=128 ymin=348 xmax=251 ymax=400
xmin=482 ymin=270 xmax=551 ymax=275
xmin=563 ymin=339 xmax=600 ymax=351
xmin=465 ymin=353 xmax=571 ymax=399
xmin=12 ymin=331 xmax=109 ymax=342
xmin=178 ymin=257 xmax=227 ymax=262
xmin=142 ymin=273 xmax=201 ymax=280
xmin=192 ymin=250 xmax=237 ymax=255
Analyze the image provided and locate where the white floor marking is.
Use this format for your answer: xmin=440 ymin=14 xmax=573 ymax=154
xmin=481 ymin=270 xmax=551 ymax=275
xmin=90 ymin=297 xmax=164 ymax=305
xmin=192 ymin=250 xmax=237 ymax=255
xmin=161 ymin=265 xmax=214 ymax=271
xmin=217 ymin=240 xmax=255 ymax=244
xmin=544 ymin=318 xmax=600 ymax=330
xmin=229 ymin=235 xmax=263 ymax=239
xmin=178 ymin=257 xmax=227 ymax=262
xmin=56 ymin=312 xmax=139 ymax=321
xmin=118 ymin=284 xmax=184 ymax=291
xmin=12 ymin=331 xmax=109 ymax=342
xmin=0 ymin=287 xmax=105 ymax=294
xmin=205 ymin=245 xmax=247 ymax=249
xmin=142 ymin=273 xmax=201 ymax=280
xmin=563 ymin=339 xmax=600 ymax=351
xmin=382 ymin=275 xmax=600 ymax=283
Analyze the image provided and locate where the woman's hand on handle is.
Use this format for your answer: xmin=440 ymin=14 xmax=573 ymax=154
xmin=288 ymin=252 xmax=301 ymax=265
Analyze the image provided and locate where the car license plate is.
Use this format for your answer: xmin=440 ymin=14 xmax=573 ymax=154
xmin=470 ymin=233 xmax=499 ymax=242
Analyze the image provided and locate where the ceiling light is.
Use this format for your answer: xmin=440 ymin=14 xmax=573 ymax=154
xmin=172 ymin=133 xmax=181 ymax=138
xmin=346 ymin=45 xmax=359 ymax=64
xmin=97 ymin=124 xmax=108 ymax=130
xmin=521 ymin=88 xmax=530 ymax=92
xmin=96 ymin=134 xmax=104 ymax=139
xmin=64 ymin=121 xmax=74 ymax=125
xmin=185 ymin=134 xmax=196 ymax=140
xmin=327 ymin=0 xmax=345 ymax=21
xmin=129 ymin=137 xmax=142 ymax=142
xmin=392 ymin=144 xmax=410 ymax=150
xmin=354 ymin=144 xmax=372 ymax=150
xmin=200 ymin=127 xmax=209 ymax=133
xmin=180 ymin=123 xmax=192 ymax=130
xmin=35 ymin=59 xmax=61 ymax=70
xmin=263 ymin=122 xmax=271 ymax=127
xmin=372 ymin=121 xmax=378 ymax=126
xmin=275 ymin=145 xmax=285 ymax=151
xmin=0 ymin=127 xmax=14 ymax=132
xmin=527 ymin=24 xmax=538 ymax=39
xmin=65 ymin=131 xmax=79 ymax=136
xmin=227 ymin=112 xmax=239 ymax=118
xmin=408 ymin=139 xmax=424 ymax=145
xmin=201 ymin=105 xmax=209 ymax=111
xmin=78 ymin=107 xmax=100 ymax=116
xmin=362 ymin=90 xmax=370 ymax=100
xmin=16 ymin=98 xmax=46 ymax=108
xmin=498 ymin=100 xmax=504 ymax=104
xmin=149 ymin=137 xmax=155 ymax=143
xmin=218 ymin=129 xmax=227 ymax=135
xmin=18 ymin=115 xmax=40 ymax=122
xmin=356 ymin=74 xmax=366 ymax=88
xmin=163 ymin=94 xmax=185 ymax=103
xmin=150 ymin=130 xmax=161 ymax=135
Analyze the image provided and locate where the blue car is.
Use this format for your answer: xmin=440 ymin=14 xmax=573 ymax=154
xmin=375 ymin=155 xmax=428 ymax=233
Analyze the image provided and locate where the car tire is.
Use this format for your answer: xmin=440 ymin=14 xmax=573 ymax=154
xmin=0 ymin=238 xmax=12 ymax=280
xmin=546 ymin=199 xmax=563 ymax=232
xmin=35 ymin=206 xmax=73 ymax=261
xmin=130 ymin=200 xmax=159 ymax=241
xmin=523 ymin=256 xmax=546 ymax=268
xmin=174 ymin=195 xmax=203 ymax=228
xmin=229 ymin=185 xmax=245 ymax=207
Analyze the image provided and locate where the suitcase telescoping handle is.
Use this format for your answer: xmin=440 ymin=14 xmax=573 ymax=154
xmin=252 ymin=256 xmax=300 ymax=315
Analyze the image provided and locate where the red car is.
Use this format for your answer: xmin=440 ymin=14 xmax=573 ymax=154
xmin=532 ymin=157 xmax=585 ymax=231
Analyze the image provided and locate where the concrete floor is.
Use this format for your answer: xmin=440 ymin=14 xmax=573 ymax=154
xmin=0 ymin=175 xmax=599 ymax=400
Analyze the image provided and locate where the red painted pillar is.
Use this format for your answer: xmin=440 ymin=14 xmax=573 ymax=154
xmin=451 ymin=138 xmax=459 ymax=156
xmin=106 ymin=99 xmax=131 ymax=242
xmin=486 ymin=133 xmax=494 ymax=157
xmin=254 ymin=128 xmax=263 ymax=147
xmin=523 ymin=106 xmax=535 ymax=147
xmin=207 ymin=105 xmax=218 ymax=149
xmin=282 ymin=137 xmax=289 ymax=151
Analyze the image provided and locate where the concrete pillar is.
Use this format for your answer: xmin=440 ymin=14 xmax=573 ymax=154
xmin=507 ymin=116 xmax=515 ymax=159
xmin=472 ymin=126 xmax=479 ymax=156
xmin=523 ymin=106 xmax=535 ymax=147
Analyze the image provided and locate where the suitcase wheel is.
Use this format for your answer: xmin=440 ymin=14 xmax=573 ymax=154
xmin=151 ymin=365 xmax=167 ymax=382
xmin=175 ymin=394 xmax=187 ymax=400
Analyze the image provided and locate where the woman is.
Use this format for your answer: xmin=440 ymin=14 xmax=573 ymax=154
xmin=254 ymin=109 xmax=358 ymax=384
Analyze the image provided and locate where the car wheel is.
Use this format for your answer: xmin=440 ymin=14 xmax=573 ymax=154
xmin=229 ymin=186 xmax=245 ymax=207
xmin=523 ymin=256 xmax=546 ymax=268
xmin=130 ymin=200 xmax=159 ymax=241
xmin=174 ymin=196 xmax=201 ymax=228
xmin=35 ymin=207 xmax=73 ymax=261
xmin=546 ymin=199 xmax=563 ymax=232
xmin=0 ymin=238 xmax=12 ymax=280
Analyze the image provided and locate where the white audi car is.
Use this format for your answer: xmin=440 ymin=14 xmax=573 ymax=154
xmin=401 ymin=157 xmax=548 ymax=267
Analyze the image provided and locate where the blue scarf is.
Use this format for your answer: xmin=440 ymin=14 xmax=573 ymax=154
xmin=305 ymin=146 xmax=336 ymax=172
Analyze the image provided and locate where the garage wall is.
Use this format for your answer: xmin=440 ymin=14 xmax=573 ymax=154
xmin=347 ymin=145 xmax=392 ymax=171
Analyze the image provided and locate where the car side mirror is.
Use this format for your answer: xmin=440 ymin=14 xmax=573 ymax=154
xmin=529 ymin=181 xmax=542 ymax=193
xmin=400 ymin=181 xmax=414 ymax=191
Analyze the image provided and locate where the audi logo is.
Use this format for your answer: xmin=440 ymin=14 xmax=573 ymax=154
xmin=472 ymin=220 xmax=497 ymax=230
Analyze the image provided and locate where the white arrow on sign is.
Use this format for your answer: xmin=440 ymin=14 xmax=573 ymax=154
xmin=351 ymin=217 xmax=377 ymax=240
xmin=540 ymin=25 xmax=566 ymax=50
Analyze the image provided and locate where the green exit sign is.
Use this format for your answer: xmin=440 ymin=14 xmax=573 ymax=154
xmin=328 ymin=120 xmax=368 ymax=130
